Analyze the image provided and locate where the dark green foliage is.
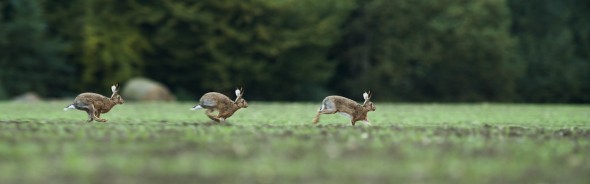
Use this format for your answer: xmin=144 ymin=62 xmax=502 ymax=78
xmin=0 ymin=0 xmax=589 ymax=102
xmin=0 ymin=0 xmax=72 ymax=99
xmin=509 ymin=0 xmax=590 ymax=102
xmin=329 ymin=0 xmax=519 ymax=102
xmin=41 ymin=0 xmax=150 ymax=93
xmin=140 ymin=0 xmax=352 ymax=100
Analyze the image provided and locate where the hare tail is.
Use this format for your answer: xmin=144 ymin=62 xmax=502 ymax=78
xmin=64 ymin=104 xmax=75 ymax=111
xmin=190 ymin=105 xmax=203 ymax=110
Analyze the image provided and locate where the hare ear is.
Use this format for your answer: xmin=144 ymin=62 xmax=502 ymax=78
xmin=235 ymin=88 xmax=241 ymax=97
xmin=112 ymin=83 xmax=120 ymax=93
xmin=363 ymin=92 xmax=369 ymax=100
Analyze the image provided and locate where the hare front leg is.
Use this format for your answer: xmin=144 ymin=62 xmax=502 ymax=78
xmin=350 ymin=119 xmax=356 ymax=126
xmin=351 ymin=119 xmax=371 ymax=126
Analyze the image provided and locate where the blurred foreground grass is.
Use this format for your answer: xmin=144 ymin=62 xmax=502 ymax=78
xmin=1 ymin=101 xmax=589 ymax=183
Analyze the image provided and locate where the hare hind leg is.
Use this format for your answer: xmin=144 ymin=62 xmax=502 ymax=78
xmin=74 ymin=103 xmax=95 ymax=122
xmin=85 ymin=104 xmax=102 ymax=122
xmin=205 ymin=109 xmax=221 ymax=122
xmin=313 ymin=108 xmax=337 ymax=124
xmin=85 ymin=110 xmax=94 ymax=122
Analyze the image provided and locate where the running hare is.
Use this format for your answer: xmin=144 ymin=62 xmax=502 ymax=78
xmin=313 ymin=91 xmax=375 ymax=126
xmin=191 ymin=88 xmax=248 ymax=123
xmin=64 ymin=84 xmax=124 ymax=122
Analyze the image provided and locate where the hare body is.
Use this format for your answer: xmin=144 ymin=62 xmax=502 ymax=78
xmin=64 ymin=84 xmax=124 ymax=122
xmin=313 ymin=92 xmax=375 ymax=126
xmin=191 ymin=89 xmax=248 ymax=123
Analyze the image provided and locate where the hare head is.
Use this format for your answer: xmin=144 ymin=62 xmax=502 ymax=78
xmin=234 ymin=88 xmax=248 ymax=108
xmin=362 ymin=91 xmax=375 ymax=111
xmin=111 ymin=84 xmax=125 ymax=104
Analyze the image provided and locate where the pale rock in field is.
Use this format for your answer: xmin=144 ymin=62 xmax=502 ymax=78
xmin=12 ymin=92 xmax=42 ymax=102
xmin=121 ymin=78 xmax=176 ymax=101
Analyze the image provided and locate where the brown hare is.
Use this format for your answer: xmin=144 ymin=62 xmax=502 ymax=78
xmin=190 ymin=88 xmax=248 ymax=123
xmin=313 ymin=91 xmax=376 ymax=126
xmin=64 ymin=84 xmax=124 ymax=122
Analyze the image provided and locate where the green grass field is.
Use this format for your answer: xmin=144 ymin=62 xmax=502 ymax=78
xmin=1 ymin=101 xmax=589 ymax=184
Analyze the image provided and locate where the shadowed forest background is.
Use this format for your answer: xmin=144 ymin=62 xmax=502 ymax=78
xmin=0 ymin=0 xmax=589 ymax=102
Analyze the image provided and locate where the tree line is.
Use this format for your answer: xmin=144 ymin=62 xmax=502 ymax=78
xmin=1 ymin=0 xmax=589 ymax=102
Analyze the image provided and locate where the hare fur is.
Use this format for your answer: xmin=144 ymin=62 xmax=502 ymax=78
xmin=313 ymin=91 xmax=376 ymax=126
xmin=64 ymin=84 xmax=124 ymax=122
xmin=191 ymin=88 xmax=248 ymax=123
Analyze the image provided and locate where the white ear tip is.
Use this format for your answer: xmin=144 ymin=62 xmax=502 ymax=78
xmin=235 ymin=89 xmax=241 ymax=96
xmin=111 ymin=85 xmax=116 ymax=92
xmin=363 ymin=92 xmax=369 ymax=99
